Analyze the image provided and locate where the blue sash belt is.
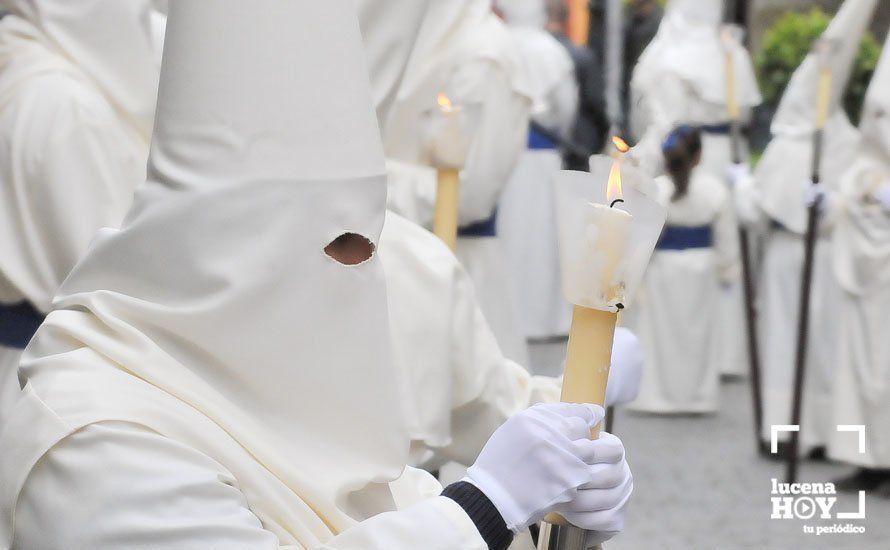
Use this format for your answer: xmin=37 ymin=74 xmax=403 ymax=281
xmin=528 ymin=128 xmax=557 ymax=150
xmin=657 ymin=225 xmax=713 ymax=251
xmin=0 ymin=301 xmax=45 ymax=349
xmin=700 ymin=122 xmax=732 ymax=135
xmin=459 ymin=209 xmax=498 ymax=238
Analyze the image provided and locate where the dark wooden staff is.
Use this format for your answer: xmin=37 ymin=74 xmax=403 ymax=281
xmin=722 ymin=26 xmax=765 ymax=455
xmin=786 ymin=41 xmax=834 ymax=484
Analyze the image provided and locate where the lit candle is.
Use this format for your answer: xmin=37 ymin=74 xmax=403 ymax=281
xmin=559 ymin=138 xmax=633 ymax=436
xmin=543 ymin=141 xmax=665 ymax=537
xmin=425 ymin=93 xmax=472 ymax=250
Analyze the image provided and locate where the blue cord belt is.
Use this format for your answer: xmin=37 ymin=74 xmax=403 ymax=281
xmin=656 ymin=225 xmax=713 ymax=250
xmin=528 ymin=128 xmax=558 ymax=150
xmin=0 ymin=301 xmax=45 ymax=349
xmin=700 ymin=122 xmax=732 ymax=135
xmin=458 ymin=209 xmax=498 ymax=238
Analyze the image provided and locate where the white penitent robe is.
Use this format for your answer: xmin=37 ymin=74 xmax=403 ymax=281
xmin=0 ymin=7 xmax=156 ymax=420
xmin=0 ymin=25 xmax=145 ymax=314
xmin=829 ymin=155 xmax=890 ymax=468
xmin=632 ymin=74 xmax=753 ymax=380
xmin=758 ymin=231 xmax=843 ymax=449
xmin=629 ymin=1 xmax=761 ymax=378
xmin=0 ymin=346 xmax=19 ymax=421
xmin=749 ymin=0 xmax=876 ymax=452
xmin=628 ymin=170 xmax=739 ymax=413
xmin=13 ymin=421 xmax=487 ymax=550
xmin=754 ymin=114 xmax=859 ymax=450
xmin=381 ymin=2 xmax=532 ymax=365
xmin=380 ymin=212 xmax=561 ymax=469
xmin=0 ymin=0 xmax=503 ymax=547
xmin=498 ymin=24 xmax=578 ymax=340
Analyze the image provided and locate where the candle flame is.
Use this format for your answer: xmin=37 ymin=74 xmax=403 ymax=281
xmin=437 ymin=93 xmax=453 ymax=110
xmin=607 ymin=160 xmax=623 ymax=204
xmin=612 ymin=136 xmax=630 ymax=153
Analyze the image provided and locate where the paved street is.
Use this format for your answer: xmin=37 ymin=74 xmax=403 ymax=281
xmin=529 ymin=340 xmax=890 ymax=550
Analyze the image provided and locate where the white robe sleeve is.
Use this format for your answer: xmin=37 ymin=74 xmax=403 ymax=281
xmin=440 ymin=264 xmax=561 ymax=466
xmin=14 ymin=422 xmax=486 ymax=550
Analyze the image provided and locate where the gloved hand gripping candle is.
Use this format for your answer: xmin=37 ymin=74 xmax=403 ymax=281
xmin=540 ymin=141 xmax=665 ymax=548
xmin=422 ymin=94 xmax=476 ymax=250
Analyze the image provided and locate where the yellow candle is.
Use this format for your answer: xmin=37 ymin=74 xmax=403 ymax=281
xmin=426 ymin=94 xmax=470 ymax=250
xmin=543 ymin=308 xmax=618 ymax=529
xmin=726 ymin=50 xmax=740 ymax=122
xmin=434 ymin=168 xmax=460 ymax=251
xmin=562 ymin=307 xmax=618 ymax=432
xmin=721 ymin=27 xmax=742 ymax=122
xmin=816 ymin=67 xmax=833 ymax=130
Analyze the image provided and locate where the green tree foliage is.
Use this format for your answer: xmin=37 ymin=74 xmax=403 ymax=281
xmin=756 ymin=8 xmax=881 ymax=124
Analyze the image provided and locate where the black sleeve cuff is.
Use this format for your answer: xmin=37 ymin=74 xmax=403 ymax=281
xmin=442 ymin=481 xmax=514 ymax=550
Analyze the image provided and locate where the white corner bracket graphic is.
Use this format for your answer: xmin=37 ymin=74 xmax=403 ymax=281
xmin=837 ymin=490 xmax=866 ymax=520
xmin=836 ymin=425 xmax=866 ymax=455
xmin=771 ymin=425 xmax=800 ymax=454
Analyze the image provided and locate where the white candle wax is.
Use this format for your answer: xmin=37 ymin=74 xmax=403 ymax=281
xmin=563 ymin=201 xmax=633 ymax=310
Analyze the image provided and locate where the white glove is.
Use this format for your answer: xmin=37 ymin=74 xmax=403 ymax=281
xmin=725 ymin=162 xmax=751 ymax=188
xmin=733 ymin=171 xmax=763 ymax=226
xmin=874 ymin=184 xmax=890 ymax=211
xmin=802 ymin=180 xmax=828 ymax=208
xmin=466 ymin=403 xmax=632 ymax=536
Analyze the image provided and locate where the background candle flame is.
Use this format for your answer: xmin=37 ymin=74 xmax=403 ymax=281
xmin=607 ymin=160 xmax=623 ymax=203
xmin=612 ymin=136 xmax=630 ymax=153
xmin=437 ymin=93 xmax=453 ymax=110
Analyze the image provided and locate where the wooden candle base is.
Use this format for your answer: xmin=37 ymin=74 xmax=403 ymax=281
xmin=433 ymin=168 xmax=460 ymax=251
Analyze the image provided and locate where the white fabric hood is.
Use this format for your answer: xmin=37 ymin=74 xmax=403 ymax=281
xmin=832 ymin=32 xmax=890 ymax=296
xmin=771 ymin=0 xmax=878 ymax=137
xmin=1 ymin=0 xmax=162 ymax=138
xmin=859 ymin=31 xmax=890 ymax=158
xmin=665 ymin=0 xmax=723 ymax=27
xmin=755 ymin=0 xmax=875 ymax=233
xmin=498 ymin=0 xmax=546 ymax=29
xmin=632 ymin=0 xmax=760 ymax=108
xmin=18 ymin=0 xmax=409 ymax=535
xmin=357 ymin=0 xmax=431 ymax=125
xmin=389 ymin=0 xmax=529 ymax=109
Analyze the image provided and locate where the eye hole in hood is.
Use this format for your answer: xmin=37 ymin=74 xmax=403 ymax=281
xmin=324 ymin=232 xmax=375 ymax=266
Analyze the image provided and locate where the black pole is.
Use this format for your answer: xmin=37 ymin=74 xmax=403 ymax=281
xmin=729 ymin=121 xmax=766 ymax=455
xmin=605 ymin=406 xmax=615 ymax=433
xmin=786 ymin=129 xmax=824 ymax=484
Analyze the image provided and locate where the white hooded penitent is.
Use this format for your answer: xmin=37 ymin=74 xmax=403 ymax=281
xmin=0 ymin=0 xmax=162 ymax=311
xmin=629 ymin=0 xmax=761 ymax=176
xmin=756 ymin=0 xmax=877 ymax=233
xmin=0 ymin=0 xmax=163 ymax=423
xmin=1 ymin=0 xmax=161 ymax=138
xmin=379 ymin=0 xmax=533 ymax=365
xmin=0 ymin=1 xmax=488 ymax=547
xmin=497 ymin=0 xmax=579 ymax=339
xmin=753 ymin=0 xmax=876 ymax=452
xmin=829 ymin=31 xmax=890 ymax=469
